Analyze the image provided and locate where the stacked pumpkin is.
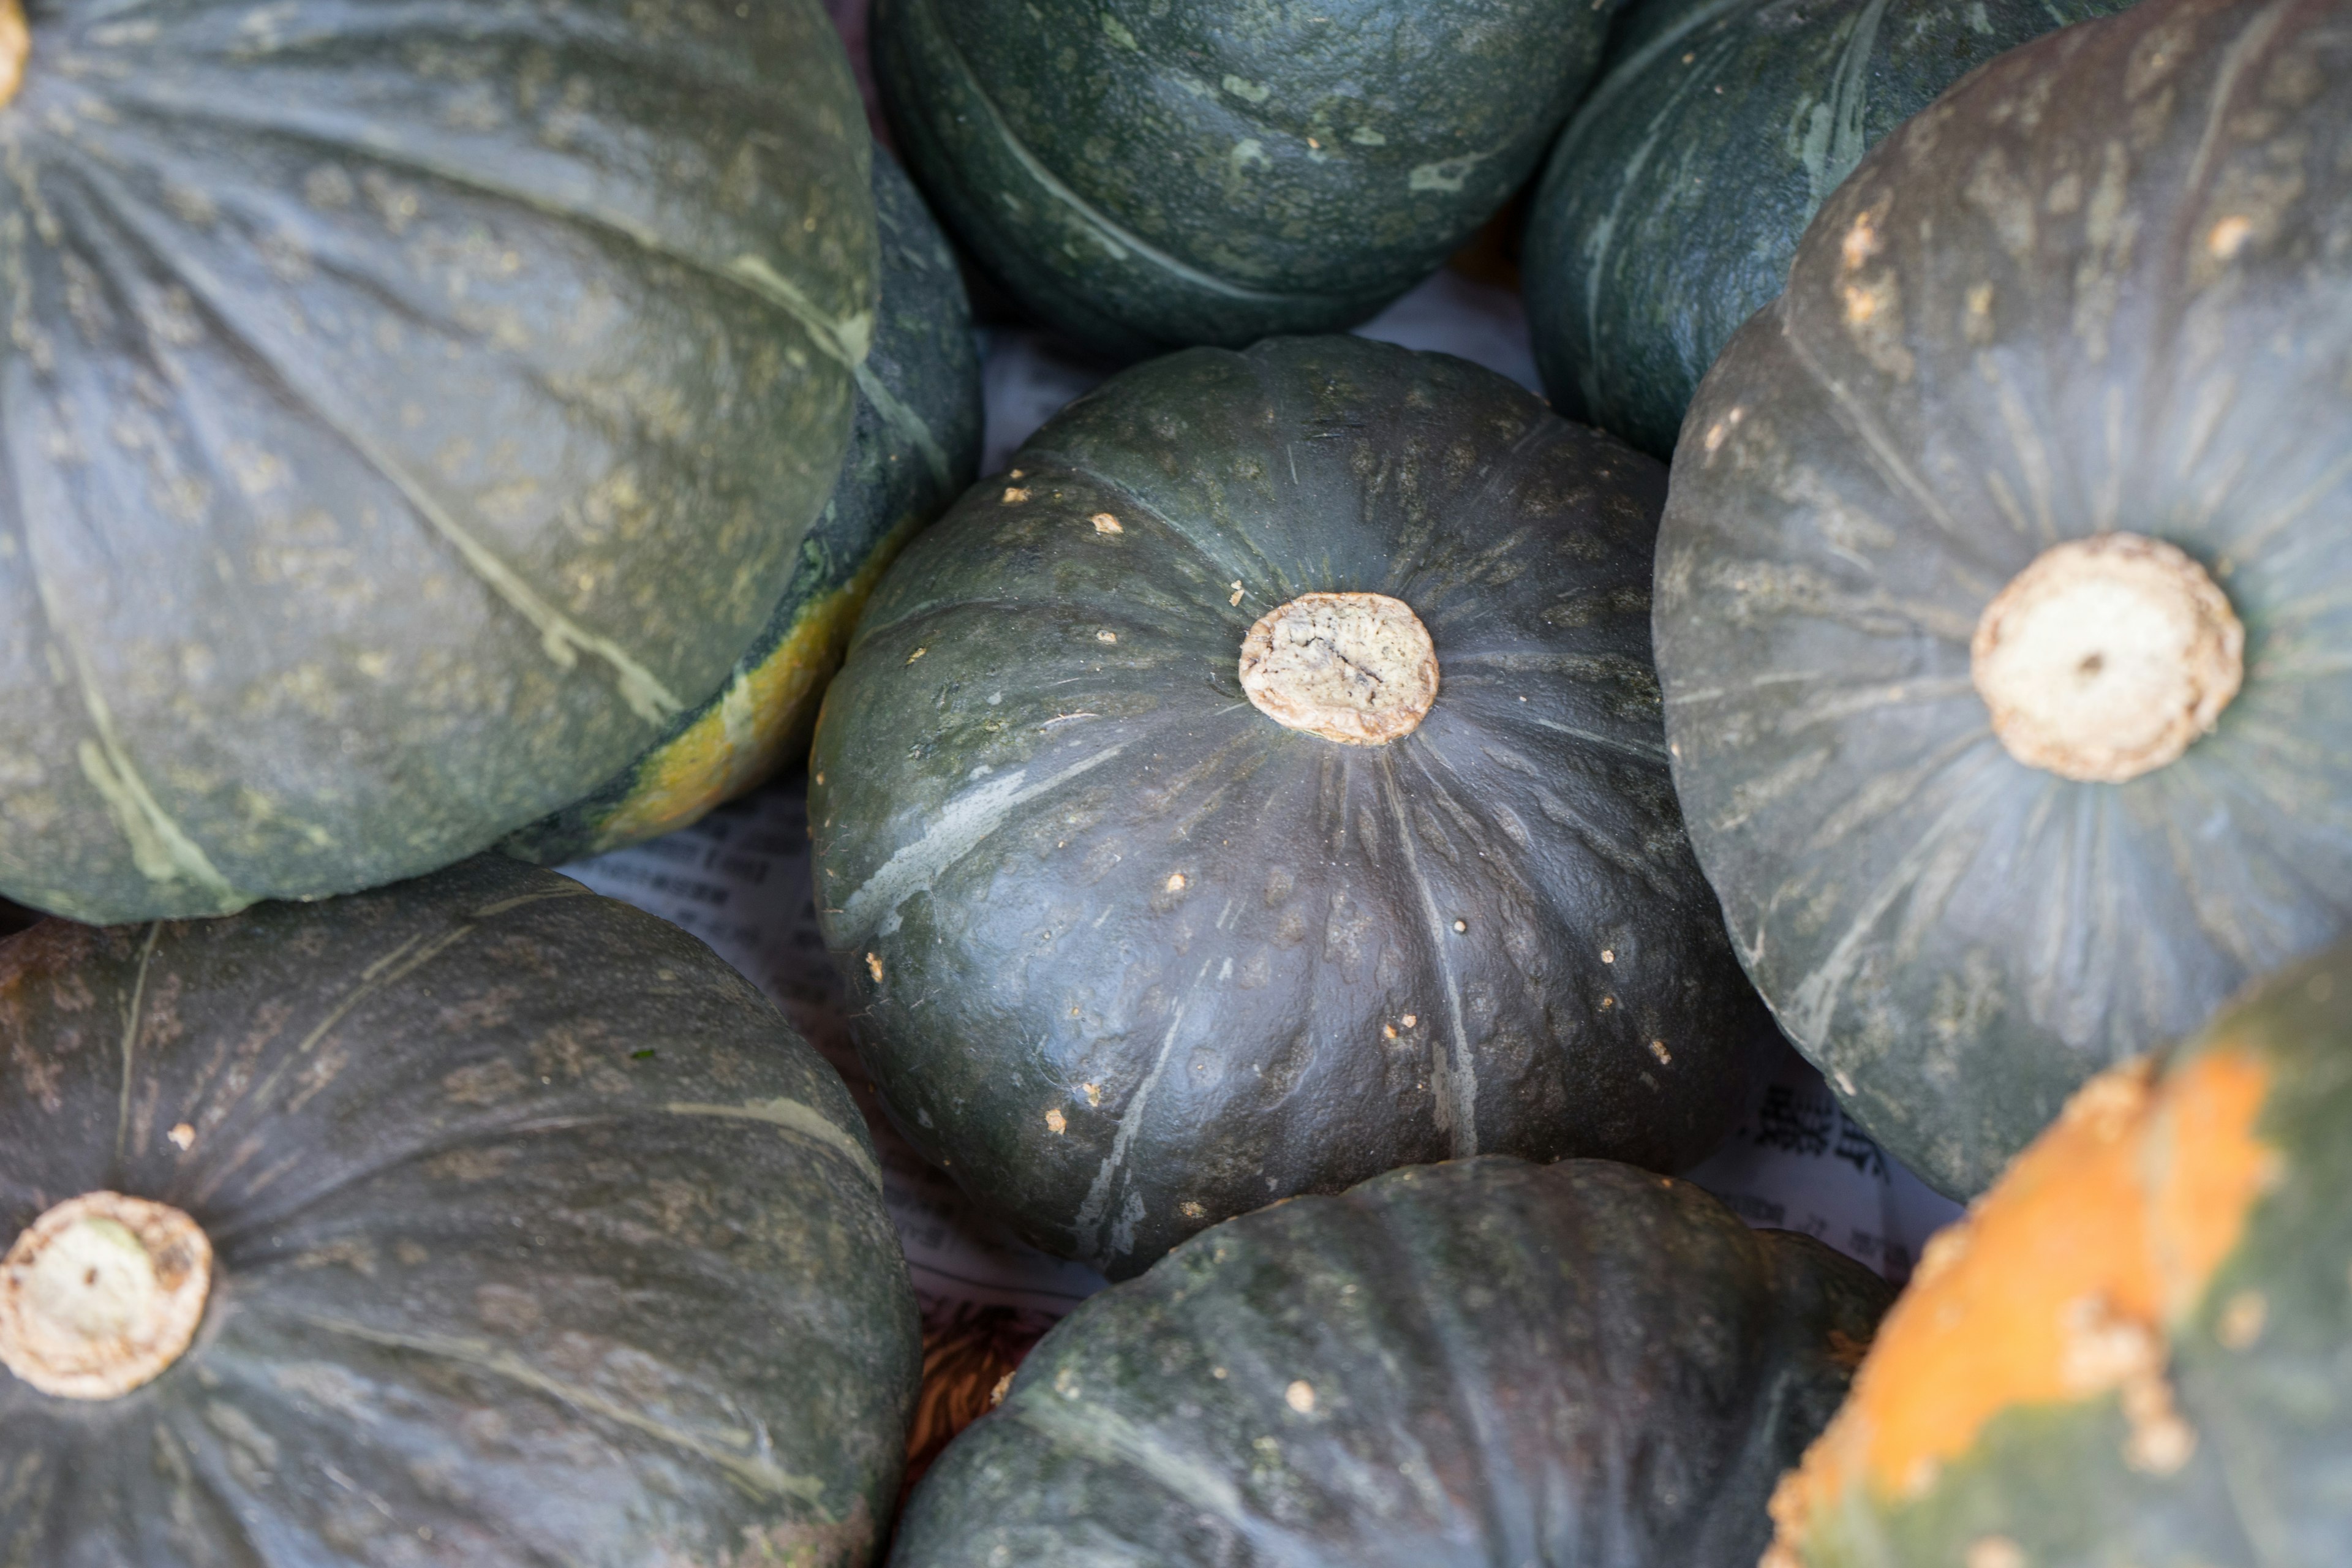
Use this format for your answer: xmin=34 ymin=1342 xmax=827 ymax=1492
xmin=3 ymin=0 xmax=2348 ymax=1563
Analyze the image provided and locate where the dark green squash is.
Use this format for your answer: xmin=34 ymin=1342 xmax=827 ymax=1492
xmin=891 ymin=1156 xmax=1894 ymax=1566
xmin=1523 ymin=0 xmax=2128 ymax=459
xmin=0 ymin=855 xmax=919 ymax=1565
xmin=1770 ymin=935 xmax=2352 ymax=1568
xmin=873 ymin=0 xmax=1616 ymax=361
xmin=0 ymin=0 xmax=873 ymax=924
xmin=1654 ymin=0 xmax=2352 ymax=1199
xmin=503 ymin=146 xmax=983 ymax=865
xmin=810 ymin=334 xmax=1768 ymax=1280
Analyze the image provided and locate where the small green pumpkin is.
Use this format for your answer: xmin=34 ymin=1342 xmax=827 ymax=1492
xmin=1523 ymin=0 xmax=2127 ymax=459
xmin=0 ymin=0 xmax=873 ymax=924
xmin=891 ymin=1156 xmax=1893 ymax=1566
xmin=0 ymin=856 xmax=919 ymax=1564
xmin=1770 ymin=935 xmax=2352 ymax=1568
xmin=1654 ymin=0 xmax=2352 ymax=1198
xmin=812 ymin=334 xmax=1767 ymax=1280
xmin=873 ymin=0 xmax=1616 ymax=360
xmin=504 ymin=146 xmax=982 ymax=865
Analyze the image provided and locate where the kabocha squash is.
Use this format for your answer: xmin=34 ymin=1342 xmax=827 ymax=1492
xmin=0 ymin=856 xmax=919 ymax=1565
xmin=1654 ymin=0 xmax=2352 ymax=1200
xmin=0 ymin=0 xmax=874 ymax=924
xmin=1523 ymin=0 xmax=2127 ymax=459
xmin=811 ymin=334 xmax=1768 ymax=1280
xmin=873 ymin=0 xmax=1615 ymax=360
xmin=891 ymin=1156 xmax=1894 ymax=1567
xmin=1767 ymin=938 xmax=2352 ymax=1568
xmin=505 ymin=148 xmax=983 ymax=865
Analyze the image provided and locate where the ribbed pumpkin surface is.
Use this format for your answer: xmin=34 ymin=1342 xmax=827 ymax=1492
xmin=0 ymin=0 xmax=873 ymax=923
xmin=873 ymin=0 xmax=1613 ymax=358
xmin=0 ymin=856 xmax=919 ymax=1566
xmin=1524 ymin=0 xmax=2127 ymax=458
xmin=812 ymin=335 xmax=1768 ymax=1280
xmin=892 ymin=1156 xmax=1893 ymax=1567
xmin=1655 ymin=0 xmax=2352 ymax=1199
xmin=506 ymin=146 xmax=982 ymax=864
xmin=1770 ymin=937 xmax=2352 ymax=1567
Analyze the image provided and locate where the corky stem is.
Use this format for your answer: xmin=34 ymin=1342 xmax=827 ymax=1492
xmin=1240 ymin=592 xmax=1439 ymax=745
xmin=0 ymin=2 xmax=27 ymax=111
xmin=0 ymin=1193 xmax=213 ymax=1400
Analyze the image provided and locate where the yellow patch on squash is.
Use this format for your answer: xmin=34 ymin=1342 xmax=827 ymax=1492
xmin=1770 ymin=1042 xmax=2278 ymax=1547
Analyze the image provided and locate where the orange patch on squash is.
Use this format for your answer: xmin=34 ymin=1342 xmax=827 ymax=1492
xmin=1771 ymin=1042 xmax=2278 ymax=1541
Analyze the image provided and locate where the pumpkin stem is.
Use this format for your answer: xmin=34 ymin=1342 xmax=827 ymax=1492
xmin=0 ymin=1 xmax=27 ymax=111
xmin=1239 ymin=592 xmax=1440 ymax=745
xmin=1970 ymin=533 xmax=2242 ymax=785
xmin=0 ymin=1192 xmax=213 ymax=1400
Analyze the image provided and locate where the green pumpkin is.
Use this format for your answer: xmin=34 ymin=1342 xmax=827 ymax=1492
xmin=872 ymin=0 xmax=1616 ymax=360
xmin=891 ymin=1156 xmax=1893 ymax=1566
xmin=0 ymin=0 xmax=873 ymax=924
xmin=1769 ymin=934 xmax=2352 ymax=1568
xmin=811 ymin=334 xmax=1768 ymax=1280
xmin=503 ymin=146 xmax=982 ymax=865
xmin=1654 ymin=0 xmax=2352 ymax=1199
xmin=1523 ymin=0 xmax=2127 ymax=459
xmin=0 ymin=856 xmax=919 ymax=1564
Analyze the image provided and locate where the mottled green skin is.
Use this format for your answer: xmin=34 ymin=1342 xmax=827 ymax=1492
xmin=892 ymin=1156 xmax=1893 ymax=1566
xmin=0 ymin=0 xmax=874 ymax=924
xmin=504 ymin=147 xmax=982 ymax=865
xmin=1655 ymin=0 xmax=2352 ymax=1198
xmin=1524 ymin=0 xmax=2128 ymax=459
xmin=874 ymin=0 xmax=1614 ymax=360
xmin=0 ymin=856 xmax=920 ymax=1567
xmin=812 ymin=336 xmax=1767 ymax=1280
xmin=1798 ymin=940 xmax=2352 ymax=1567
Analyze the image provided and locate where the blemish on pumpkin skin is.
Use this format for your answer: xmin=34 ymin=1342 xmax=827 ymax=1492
xmin=1044 ymin=1107 xmax=1066 ymax=1134
xmin=865 ymin=953 xmax=884 ymax=984
xmin=2206 ymin=214 xmax=2253 ymax=259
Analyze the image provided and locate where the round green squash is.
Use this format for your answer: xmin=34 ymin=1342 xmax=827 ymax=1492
xmin=0 ymin=855 xmax=919 ymax=1565
xmin=1654 ymin=0 xmax=2352 ymax=1201
xmin=872 ymin=0 xmax=1615 ymax=361
xmin=1768 ymin=935 xmax=2352 ymax=1568
xmin=503 ymin=146 xmax=983 ymax=865
xmin=810 ymin=334 xmax=1768 ymax=1280
xmin=891 ymin=1155 xmax=1894 ymax=1566
xmin=0 ymin=0 xmax=874 ymax=925
xmin=1523 ymin=0 xmax=2128 ymax=460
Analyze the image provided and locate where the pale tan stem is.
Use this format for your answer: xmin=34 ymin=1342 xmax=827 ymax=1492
xmin=0 ymin=1193 xmax=212 ymax=1400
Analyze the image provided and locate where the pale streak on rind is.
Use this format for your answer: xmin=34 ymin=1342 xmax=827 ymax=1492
xmin=1379 ymin=758 xmax=1477 ymax=1157
xmin=666 ymin=1100 xmax=881 ymax=1193
xmin=115 ymin=921 xmax=163 ymax=1158
xmin=296 ymin=1316 xmax=827 ymax=1502
xmin=1009 ymin=1392 xmax=1256 ymax=1532
xmin=1072 ymin=974 xmax=1204 ymax=1262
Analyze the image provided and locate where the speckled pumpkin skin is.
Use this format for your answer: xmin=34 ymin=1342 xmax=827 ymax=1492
xmin=0 ymin=0 xmax=873 ymax=925
xmin=1655 ymin=0 xmax=2352 ymax=1199
xmin=1523 ymin=0 xmax=2128 ymax=459
xmin=891 ymin=1156 xmax=1893 ymax=1567
xmin=873 ymin=0 xmax=1615 ymax=360
xmin=504 ymin=148 xmax=982 ymax=865
xmin=1772 ymin=938 xmax=2352 ymax=1568
xmin=810 ymin=335 xmax=1768 ymax=1281
xmin=0 ymin=856 xmax=919 ymax=1567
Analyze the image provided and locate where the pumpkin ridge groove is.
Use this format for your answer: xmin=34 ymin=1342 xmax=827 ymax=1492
xmin=2216 ymin=448 xmax=2352 ymax=567
xmin=1019 ymin=440 xmax=1287 ymax=601
xmin=1072 ymin=976 xmax=1204 ymax=1261
xmin=895 ymin=0 xmax=1333 ymax=310
xmin=664 ymin=1099 xmax=883 ymax=1194
xmin=289 ymin=1314 xmax=832 ymax=1504
xmin=2171 ymin=0 xmax=2302 ymax=250
xmin=1774 ymin=320 xmax=1972 ymax=552
xmin=1378 ymin=755 xmax=1478 ymax=1156
xmin=113 ymin=922 xmax=162 ymax=1161
xmin=1518 ymin=709 xmax=1673 ymax=767
xmin=52 ymin=149 xmax=688 ymax=720
xmin=170 ymin=1406 xmax=277 ymax=1567
xmin=1005 ymin=1392 xmax=1260 ymax=1539
xmin=88 ymin=86 xmax=879 ymax=375
xmin=838 ymin=741 xmax=1136 ymax=941
xmin=1812 ymin=0 xmax=1894 ymax=205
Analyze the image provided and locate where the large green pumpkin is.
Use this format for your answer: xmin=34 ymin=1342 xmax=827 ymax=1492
xmin=0 ymin=0 xmax=873 ymax=924
xmin=873 ymin=0 xmax=1615 ymax=360
xmin=1654 ymin=0 xmax=2352 ymax=1199
xmin=1769 ymin=935 xmax=2352 ymax=1568
xmin=1523 ymin=0 xmax=2127 ymax=459
xmin=891 ymin=1156 xmax=1894 ymax=1566
xmin=811 ymin=334 xmax=1768 ymax=1280
xmin=503 ymin=146 xmax=982 ymax=865
xmin=0 ymin=856 xmax=919 ymax=1564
